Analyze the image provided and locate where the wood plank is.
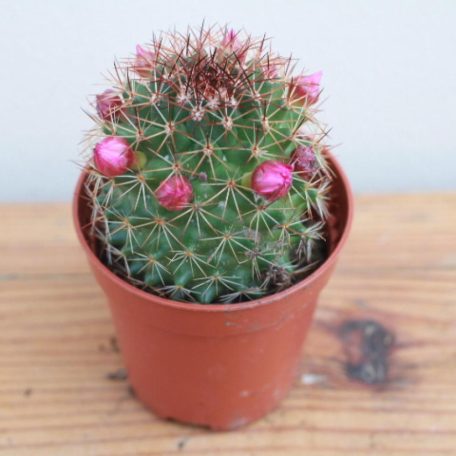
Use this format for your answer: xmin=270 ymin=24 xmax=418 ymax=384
xmin=0 ymin=194 xmax=455 ymax=455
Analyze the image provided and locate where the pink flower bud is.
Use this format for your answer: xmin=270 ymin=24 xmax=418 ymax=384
xmin=221 ymin=29 xmax=247 ymax=63
xmin=263 ymin=63 xmax=278 ymax=80
xmin=93 ymin=137 xmax=134 ymax=177
xmin=291 ymin=145 xmax=318 ymax=178
xmin=156 ymin=175 xmax=193 ymax=211
xmin=290 ymin=71 xmax=322 ymax=105
xmin=96 ymin=89 xmax=123 ymax=121
xmin=251 ymin=160 xmax=293 ymax=201
xmin=134 ymin=44 xmax=155 ymax=78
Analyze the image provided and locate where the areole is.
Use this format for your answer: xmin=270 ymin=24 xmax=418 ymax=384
xmin=73 ymin=151 xmax=353 ymax=430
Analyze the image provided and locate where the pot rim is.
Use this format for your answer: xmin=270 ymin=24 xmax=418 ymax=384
xmin=73 ymin=152 xmax=353 ymax=313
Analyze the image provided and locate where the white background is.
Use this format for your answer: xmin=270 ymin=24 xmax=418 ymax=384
xmin=1 ymin=0 xmax=455 ymax=201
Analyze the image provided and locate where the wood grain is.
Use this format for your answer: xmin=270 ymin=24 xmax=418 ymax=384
xmin=0 ymin=194 xmax=455 ymax=455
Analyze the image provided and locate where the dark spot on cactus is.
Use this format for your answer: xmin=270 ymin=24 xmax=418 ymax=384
xmin=264 ymin=265 xmax=293 ymax=291
xmin=339 ymin=320 xmax=395 ymax=385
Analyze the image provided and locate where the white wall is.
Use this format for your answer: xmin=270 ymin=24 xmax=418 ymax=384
xmin=1 ymin=0 xmax=455 ymax=201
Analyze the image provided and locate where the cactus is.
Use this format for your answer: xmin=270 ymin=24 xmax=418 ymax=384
xmin=83 ymin=25 xmax=332 ymax=304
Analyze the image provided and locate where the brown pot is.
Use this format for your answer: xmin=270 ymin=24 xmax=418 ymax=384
xmin=73 ymin=152 xmax=353 ymax=430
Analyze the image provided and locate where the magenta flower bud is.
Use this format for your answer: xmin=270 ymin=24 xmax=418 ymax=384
xmin=96 ymin=89 xmax=123 ymax=121
xmin=221 ymin=29 xmax=238 ymax=47
xmin=93 ymin=137 xmax=134 ymax=177
xmin=251 ymin=160 xmax=293 ymax=201
xmin=291 ymin=71 xmax=322 ymax=105
xmin=263 ymin=63 xmax=278 ymax=79
xmin=156 ymin=175 xmax=193 ymax=211
xmin=221 ymin=29 xmax=247 ymax=63
xmin=134 ymin=44 xmax=155 ymax=78
xmin=291 ymin=145 xmax=318 ymax=178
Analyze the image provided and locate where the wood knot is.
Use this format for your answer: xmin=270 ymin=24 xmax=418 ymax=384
xmin=339 ymin=319 xmax=395 ymax=386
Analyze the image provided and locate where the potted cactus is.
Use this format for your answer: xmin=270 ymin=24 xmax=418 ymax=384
xmin=74 ymin=26 xmax=353 ymax=430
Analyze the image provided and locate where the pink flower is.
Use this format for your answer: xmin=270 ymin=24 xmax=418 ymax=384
xmin=96 ymin=89 xmax=123 ymax=121
xmin=290 ymin=71 xmax=322 ymax=105
xmin=134 ymin=44 xmax=155 ymax=78
xmin=291 ymin=145 xmax=318 ymax=178
xmin=251 ymin=160 xmax=293 ymax=201
xmin=93 ymin=137 xmax=134 ymax=177
xmin=156 ymin=175 xmax=193 ymax=211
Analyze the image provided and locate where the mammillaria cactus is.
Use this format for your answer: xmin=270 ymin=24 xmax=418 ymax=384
xmin=84 ymin=25 xmax=332 ymax=304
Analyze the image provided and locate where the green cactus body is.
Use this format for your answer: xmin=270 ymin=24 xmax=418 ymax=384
xmin=86 ymin=27 xmax=331 ymax=303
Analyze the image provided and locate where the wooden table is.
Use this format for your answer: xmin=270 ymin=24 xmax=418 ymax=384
xmin=1 ymin=194 xmax=455 ymax=455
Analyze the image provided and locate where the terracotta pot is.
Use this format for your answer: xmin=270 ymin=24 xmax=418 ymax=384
xmin=73 ymin=152 xmax=353 ymax=430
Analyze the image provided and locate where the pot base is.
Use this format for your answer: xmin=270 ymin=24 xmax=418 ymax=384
xmin=142 ymin=385 xmax=289 ymax=431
